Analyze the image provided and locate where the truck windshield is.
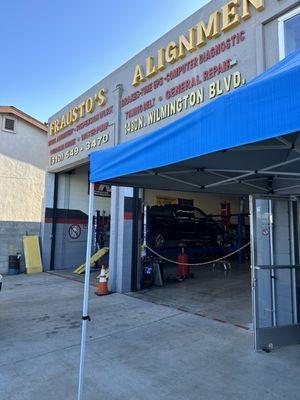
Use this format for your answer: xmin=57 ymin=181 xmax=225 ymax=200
xmin=176 ymin=209 xmax=206 ymax=219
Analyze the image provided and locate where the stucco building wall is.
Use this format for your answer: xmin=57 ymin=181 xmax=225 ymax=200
xmin=0 ymin=113 xmax=47 ymax=273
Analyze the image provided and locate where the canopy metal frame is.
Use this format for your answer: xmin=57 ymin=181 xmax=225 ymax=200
xmin=126 ymin=136 xmax=300 ymax=194
xmin=134 ymin=151 xmax=300 ymax=194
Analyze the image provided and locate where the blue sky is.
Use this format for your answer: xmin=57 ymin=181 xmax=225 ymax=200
xmin=0 ymin=0 xmax=209 ymax=122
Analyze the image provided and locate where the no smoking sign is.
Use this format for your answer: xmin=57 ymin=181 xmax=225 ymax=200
xmin=69 ymin=224 xmax=81 ymax=239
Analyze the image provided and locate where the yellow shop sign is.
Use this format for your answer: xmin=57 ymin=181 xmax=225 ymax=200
xmin=132 ymin=0 xmax=266 ymax=87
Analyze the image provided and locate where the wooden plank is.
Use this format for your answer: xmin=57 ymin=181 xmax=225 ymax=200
xmin=73 ymin=247 xmax=109 ymax=274
xmin=23 ymin=236 xmax=43 ymax=274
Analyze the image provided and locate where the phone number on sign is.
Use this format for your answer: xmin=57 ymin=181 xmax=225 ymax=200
xmin=50 ymin=134 xmax=109 ymax=166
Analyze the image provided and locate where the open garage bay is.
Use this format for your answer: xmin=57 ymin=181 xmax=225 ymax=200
xmin=132 ymin=262 xmax=252 ymax=328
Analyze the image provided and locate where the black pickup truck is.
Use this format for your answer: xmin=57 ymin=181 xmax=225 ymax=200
xmin=150 ymin=204 xmax=226 ymax=249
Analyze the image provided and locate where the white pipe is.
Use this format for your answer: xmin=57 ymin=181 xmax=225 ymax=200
xmin=289 ymin=200 xmax=298 ymax=324
xmin=275 ymin=177 xmax=300 ymax=181
xmin=157 ymin=172 xmax=203 ymax=189
xmin=276 ymin=136 xmax=300 ymax=155
xmin=205 ymin=171 xmax=255 ymax=188
xmin=249 ymin=195 xmax=258 ymax=350
xmin=274 ymin=184 xmax=300 ymax=192
xmin=78 ymin=182 xmax=94 ymax=400
xmin=268 ymin=199 xmax=277 ymax=327
xmin=259 ymin=171 xmax=300 ymax=177
xmin=206 ymin=170 xmax=268 ymax=192
xmin=206 ymin=168 xmax=252 ymax=174
xmin=262 ymin=156 xmax=300 ymax=171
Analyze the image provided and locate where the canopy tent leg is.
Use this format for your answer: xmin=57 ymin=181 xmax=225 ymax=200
xmin=77 ymin=182 xmax=94 ymax=400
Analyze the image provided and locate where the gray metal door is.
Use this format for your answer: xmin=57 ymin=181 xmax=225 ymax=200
xmin=249 ymin=195 xmax=300 ymax=350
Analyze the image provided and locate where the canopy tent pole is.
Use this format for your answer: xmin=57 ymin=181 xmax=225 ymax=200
xmin=78 ymin=182 xmax=94 ymax=400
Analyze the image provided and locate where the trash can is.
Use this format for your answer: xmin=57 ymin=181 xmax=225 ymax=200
xmin=8 ymin=255 xmax=21 ymax=275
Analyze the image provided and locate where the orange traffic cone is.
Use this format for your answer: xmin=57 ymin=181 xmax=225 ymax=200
xmin=95 ymin=266 xmax=111 ymax=296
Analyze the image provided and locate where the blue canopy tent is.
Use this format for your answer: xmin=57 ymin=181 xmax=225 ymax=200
xmin=78 ymin=50 xmax=300 ymax=398
xmin=90 ymin=50 xmax=300 ymax=194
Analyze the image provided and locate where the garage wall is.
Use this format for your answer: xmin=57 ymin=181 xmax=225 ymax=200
xmin=144 ymin=189 xmax=242 ymax=215
xmin=68 ymin=164 xmax=111 ymax=215
xmin=42 ymin=165 xmax=111 ymax=270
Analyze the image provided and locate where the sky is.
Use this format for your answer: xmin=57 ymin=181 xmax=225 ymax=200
xmin=0 ymin=0 xmax=209 ymax=123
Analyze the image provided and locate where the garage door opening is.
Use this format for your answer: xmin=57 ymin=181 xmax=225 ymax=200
xmin=132 ymin=190 xmax=252 ymax=330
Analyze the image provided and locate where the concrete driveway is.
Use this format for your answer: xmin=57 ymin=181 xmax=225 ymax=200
xmin=0 ymin=272 xmax=299 ymax=400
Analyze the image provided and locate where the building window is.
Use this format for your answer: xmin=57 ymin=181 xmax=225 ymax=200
xmin=278 ymin=7 xmax=300 ymax=60
xmin=3 ymin=117 xmax=16 ymax=133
